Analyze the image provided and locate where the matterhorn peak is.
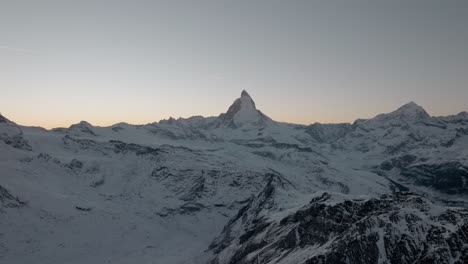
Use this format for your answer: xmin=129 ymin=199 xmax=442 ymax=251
xmin=215 ymin=90 xmax=272 ymax=128
xmin=237 ymin=90 xmax=257 ymax=110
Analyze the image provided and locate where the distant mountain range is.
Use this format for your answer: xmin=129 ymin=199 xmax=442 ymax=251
xmin=1 ymin=91 xmax=468 ymax=263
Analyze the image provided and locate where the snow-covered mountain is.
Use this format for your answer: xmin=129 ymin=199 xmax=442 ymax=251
xmin=214 ymin=90 xmax=273 ymax=129
xmin=1 ymin=91 xmax=468 ymax=264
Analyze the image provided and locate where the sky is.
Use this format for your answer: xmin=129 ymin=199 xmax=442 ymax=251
xmin=1 ymin=0 xmax=468 ymax=128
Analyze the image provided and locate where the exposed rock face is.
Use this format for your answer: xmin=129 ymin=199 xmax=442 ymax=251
xmin=209 ymin=191 xmax=468 ymax=264
xmin=208 ymin=172 xmax=295 ymax=259
xmin=0 ymin=185 xmax=26 ymax=209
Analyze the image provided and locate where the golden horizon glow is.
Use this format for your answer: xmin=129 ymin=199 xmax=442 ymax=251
xmin=1 ymin=2 xmax=468 ymax=128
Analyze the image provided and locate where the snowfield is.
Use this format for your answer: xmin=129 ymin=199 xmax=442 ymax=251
xmin=1 ymin=91 xmax=468 ymax=263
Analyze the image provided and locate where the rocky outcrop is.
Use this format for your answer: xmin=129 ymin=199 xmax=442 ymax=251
xmin=0 ymin=114 xmax=32 ymax=151
xmin=0 ymin=185 xmax=26 ymax=209
xmin=209 ymin=192 xmax=468 ymax=264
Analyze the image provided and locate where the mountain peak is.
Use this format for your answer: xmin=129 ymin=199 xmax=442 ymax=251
xmin=370 ymin=101 xmax=430 ymax=124
xmin=68 ymin=121 xmax=97 ymax=136
xmin=215 ymin=90 xmax=271 ymax=128
xmin=398 ymin=101 xmax=424 ymax=111
xmin=393 ymin=101 xmax=429 ymax=119
xmin=238 ymin=90 xmax=256 ymax=110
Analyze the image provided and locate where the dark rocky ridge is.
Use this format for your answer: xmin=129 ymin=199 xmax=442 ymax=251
xmin=209 ymin=191 xmax=468 ymax=264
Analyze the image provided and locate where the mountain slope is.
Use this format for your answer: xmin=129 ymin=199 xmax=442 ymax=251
xmin=209 ymin=191 xmax=468 ymax=264
xmin=1 ymin=92 xmax=468 ymax=263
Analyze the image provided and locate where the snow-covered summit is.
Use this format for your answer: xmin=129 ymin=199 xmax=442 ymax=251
xmin=215 ymin=90 xmax=272 ymax=128
xmin=392 ymin=101 xmax=429 ymax=119
xmin=371 ymin=101 xmax=430 ymax=124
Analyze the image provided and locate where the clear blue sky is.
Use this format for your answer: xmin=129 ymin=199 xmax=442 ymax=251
xmin=1 ymin=0 xmax=467 ymax=128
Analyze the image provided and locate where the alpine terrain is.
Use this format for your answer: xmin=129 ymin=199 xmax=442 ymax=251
xmin=1 ymin=90 xmax=468 ymax=264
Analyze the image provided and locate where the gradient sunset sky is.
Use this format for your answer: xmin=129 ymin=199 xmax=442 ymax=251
xmin=1 ymin=1 xmax=468 ymax=128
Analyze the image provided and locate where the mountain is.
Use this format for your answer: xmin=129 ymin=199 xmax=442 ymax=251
xmin=372 ymin=101 xmax=430 ymax=124
xmin=215 ymin=90 xmax=273 ymax=129
xmin=1 ymin=93 xmax=468 ymax=263
xmin=209 ymin=191 xmax=468 ymax=264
